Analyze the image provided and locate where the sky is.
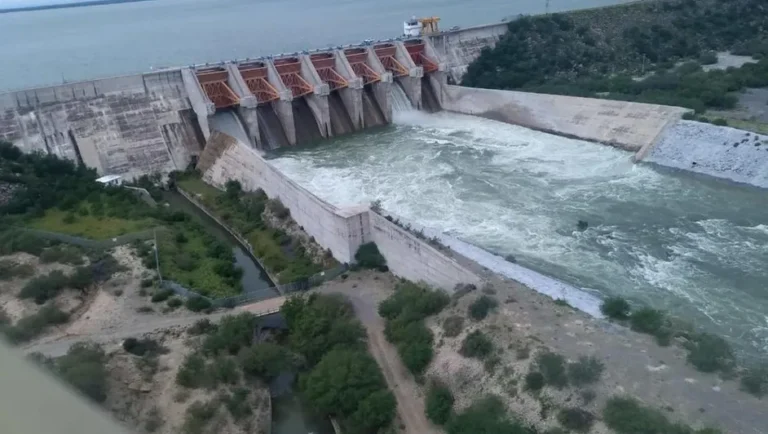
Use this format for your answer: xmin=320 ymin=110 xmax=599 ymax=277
xmin=0 ymin=0 xmax=113 ymax=8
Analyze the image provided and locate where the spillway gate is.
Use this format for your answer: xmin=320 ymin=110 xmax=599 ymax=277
xmin=238 ymin=62 xmax=280 ymax=105
xmin=196 ymin=68 xmax=240 ymax=109
xmin=344 ymin=48 xmax=380 ymax=85
xmin=374 ymin=43 xmax=409 ymax=77
xmin=274 ymin=57 xmax=313 ymax=98
xmin=404 ymin=39 xmax=438 ymax=74
xmin=310 ymin=53 xmax=348 ymax=91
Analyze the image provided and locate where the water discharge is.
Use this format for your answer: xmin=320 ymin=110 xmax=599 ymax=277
xmin=269 ymin=110 xmax=768 ymax=358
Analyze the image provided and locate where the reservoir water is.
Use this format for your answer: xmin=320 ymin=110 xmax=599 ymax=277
xmin=0 ymin=0 xmax=637 ymax=91
xmin=268 ymin=101 xmax=768 ymax=360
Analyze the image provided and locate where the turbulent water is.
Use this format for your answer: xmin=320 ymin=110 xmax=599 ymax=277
xmin=268 ymin=105 xmax=768 ymax=358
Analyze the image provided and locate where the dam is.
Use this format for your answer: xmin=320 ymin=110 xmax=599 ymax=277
xmin=2 ymin=17 xmax=767 ymax=359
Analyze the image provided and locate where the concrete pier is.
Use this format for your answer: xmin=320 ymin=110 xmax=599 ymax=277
xmin=298 ymin=55 xmax=331 ymax=138
xmin=182 ymin=68 xmax=215 ymax=140
xmin=363 ymin=46 xmax=393 ymax=124
xmin=265 ymin=59 xmax=296 ymax=145
xmin=393 ymin=41 xmax=423 ymax=110
xmin=225 ymin=62 xmax=261 ymax=148
xmin=332 ymin=50 xmax=364 ymax=130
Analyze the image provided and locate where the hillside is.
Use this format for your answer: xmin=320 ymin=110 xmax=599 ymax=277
xmin=462 ymin=0 xmax=768 ymax=115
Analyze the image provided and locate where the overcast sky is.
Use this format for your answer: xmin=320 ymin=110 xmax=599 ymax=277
xmin=1 ymin=0 xmax=102 ymax=8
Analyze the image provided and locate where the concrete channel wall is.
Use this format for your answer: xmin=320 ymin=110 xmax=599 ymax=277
xmin=441 ymin=85 xmax=689 ymax=152
xmin=0 ymin=70 xmax=203 ymax=180
xmin=198 ymin=132 xmax=480 ymax=291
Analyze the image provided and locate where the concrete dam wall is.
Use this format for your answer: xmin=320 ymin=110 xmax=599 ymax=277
xmin=0 ymin=70 xmax=202 ymax=180
xmin=198 ymin=131 xmax=481 ymax=291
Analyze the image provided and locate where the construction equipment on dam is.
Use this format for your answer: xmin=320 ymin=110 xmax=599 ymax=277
xmin=403 ymin=16 xmax=441 ymax=37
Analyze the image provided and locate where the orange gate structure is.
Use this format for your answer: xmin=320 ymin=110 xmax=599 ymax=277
xmin=374 ymin=43 xmax=409 ymax=77
xmin=238 ymin=62 xmax=280 ymax=105
xmin=343 ymin=48 xmax=380 ymax=85
xmin=273 ymin=57 xmax=313 ymax=98
xmin=310 ymin=53 xmax=348 ymax=91
xmin=403 ymin=40 xmax=438 ymax=74
xmin=195 ymin=68 xmax=240 ymax=109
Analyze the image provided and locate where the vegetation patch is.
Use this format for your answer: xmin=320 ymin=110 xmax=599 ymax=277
xmin=468 ymin=295 xmax=498 ymax=321
xmin=447 ymin=395 xmax=529 ymax=434
xmin=740 ymin=365 xmax=768 ymax=397
xmin=27 ymin=207 xmax=154 ymax=240
xmin=567 ymin=355 xmax=605 ymax=386
xmin=1 ymin=304 xmax=69 ymax=343
xmin=379 ymin=282 xmax=449 ymax=376
xmin=604 ymin=396 xmax=722 ymax=434
xmin=442 ymin=315 xmax=464 ymax=337
xmin=557 ymin=408 xmax=595 ymax=432
xmin=535 ymin=352 xmax=569 ymax=389
xmin=425 ymin=381 xmax=455 ymax=425
xmin=354 ymin=242 xmax=387 ymax=270
xmin=601 ymin=296 xmax=631 ymax=320
xmin=0 ymin=259 xmax=35 ymax=280
xmin=460 ymin=330 xmax=494 ymax=360
xmin=176 ymin=174 xmax=326 ymax=284
xmin=463 ymin=0 xmax=768 ymax=114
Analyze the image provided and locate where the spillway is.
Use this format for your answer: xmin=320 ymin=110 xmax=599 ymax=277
xmin=258 ymin=105 xmax=289 ymax=150
xmin=329 ymin=92 xmax=355 ymax=136
xmin=268 ymin=109 xmax=768 ymax=359
xmin=362 ymin=86 xmax=386 ymax=127
xmin=292 ymin=98 xmax=323 ymax=145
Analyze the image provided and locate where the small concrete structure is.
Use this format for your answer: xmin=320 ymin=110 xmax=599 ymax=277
xmin=95 ymin=174 xmax=122 ymax=186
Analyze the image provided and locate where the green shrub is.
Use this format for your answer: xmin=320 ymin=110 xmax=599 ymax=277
xmin=447 ymin=395 xmax=529 ymax=434
xmin=67 ymin=266 xmax=95 ymax=290
xmin=0 ymin=307 xmax=9 ymax=326
xmin=185 ymin=296 xmax=212 ymax=312
xmin=150 ymin=288 xmax=174 ymax=303
xmin=55 ymin=342 xmax=108 ymax=403
xmin=630 ymin=307 xmax=665 ymax=334
xmin=203 ymin=313 xmax=258 ymax=355
xmin=698 ymin=51 xmax=718 ymax=65
xmin=355 ymin=242 xmax=387 ymax=270
xmin=524 ymin=371 xmax=545 ymax=392
xmin=222 ymin=388 xmax=252 ymax=420
xmin=740 ymin=365 xmax=768 ymax=397
xmin=167 ymin=297 xmax=183 ymax=309
xmin=711 ymin=118 xmax=729 ymax=126
xmin=443 ymin=315 xmax=464 ymax=337
xmin=122 ymin=337 xmax=164 ymax=357
xmin=601 ymin=296 xmax=631 ymax=320
xmin=686 ymin=333 xmax=735 ymax=373
xmin=3 ymin=304 xmax=69 ymax=343
xmin=39 ymin=245 xmax=84 ymax=265
xmin=379 ymin=282 xmax=449 ymax=320
xmin=238 ymin=342 xmax=293 ymax=381
xmin=604 ymin=396 xmax=723 ymax=434
xmin=267 ymin=198 xmax=290 ymax=219
xmin=536 ymin=352 xmax=568 ymax=388
xmin=460 ymin=330 xmax=493 ymax=360
xmin=176 ymin=353 xmax=212 ymax=389
xmin=188 ymin=318 xmax=217 ymax=336
xmin=19 ymin=270 xmax=70 ymax=303
xmin=468 ymin=295 xmax=498 ymax=321
xmin=425 ymin=382 xmax=454 ymax=425
xmin=0 ymin=260 xmax=35 ymax=280
xmin=140 ymin=278 xmax=154 ymax=288
xmin=211 ymin=357 xmax=239 ymax=385
xmin=558 ymin=408 xmax=595 ymax=432
xmin=181 ymin=400 xmax=218 ymax=434
xmin=568 ymin=355 xmax=605 ymax=386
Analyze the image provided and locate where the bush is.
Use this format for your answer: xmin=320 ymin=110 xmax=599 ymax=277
xmin=536 ymin=352 xmax=568 ymax=388
xmin=176 ymin=353 xmax=212 ymax=389
xmin=185 ymin=296 xmax=212 ymax=312
xmin=468 ymin=295 xmax=498 ymax=321
xmin=686 ymin=333 xmax=735 ymax=373
xmin=711 ymin=118 xmax=729 ymax=126
xmin=630 ymin=307 xmax=665 ymax=334
xmin=56 ymin=342 xmax=108 ymax=403
xmin=188 ymin=319 xmax=217 ymax=336
xmin=167 ymin=297 xmax=183 ymax=309
xmin=238 ymin=342 xmax=293 ymax=381
xmin=0 ymin=260 xmax=35 ymax=280
xmin=524 ymin=371 xmax=545 ymax=392
xmin=698 ymin=51 xmax=718 ymax=65
xmin=447 ymin=395 xmax=529 ymax=434
xmin=604 ymin=396 xmax=724 ymax=434
xmin=601 ymin=296 xmax=631 ymax=320
xmin=558 ymin=408 xmax=595 ymax=432
xmin=567 ymin=355 xmax=605 ymax=386
xmin=150 ymin=288 xmax=174 ymax=303
xmin=140 ymin=278 xmax=154 ymax=288
xmin=222 ymin=388 xmax=252 ymax=420
xmin=267 ymin=198 xmax=290 ymax=219
xmin=379 ymin=282 xmax=449 ymax=320
xmin=460 ymin=330 xmax=494 ymax=360
xmin=181 ymin=400 xmax=218 ymax=434
xmin=354 ymin=242 xmax=387 ymax=270
xmin=3 ymin=304 xmax=69 ymax=343
xmin=425 ymin=382 xmax=454 ymax=425
xmin=203 ymin=313 xmax=258 ymax=355
xmin=442 ymin=315 xmax=464 ymax=337
xmin=19 ymin=270 xmax=70 ymax=303
xmin=740 ymin=365 xmax=768 ymax=397
xmin=39 ymin=245 xmax=84 ymax=265
xmin=122 ymin=337 xmax=164 ymax=357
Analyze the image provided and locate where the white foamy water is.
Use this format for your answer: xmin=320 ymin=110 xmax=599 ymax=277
xmin=269 ymin=110 xmax=768 ymax=358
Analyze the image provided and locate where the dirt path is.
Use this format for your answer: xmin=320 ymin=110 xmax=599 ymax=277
xmin=317 ymin=273 xmax=442 ymax=434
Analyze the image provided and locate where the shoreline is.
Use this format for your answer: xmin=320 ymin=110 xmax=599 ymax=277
xmin=0 ymin=0 xmax=153 ymax=14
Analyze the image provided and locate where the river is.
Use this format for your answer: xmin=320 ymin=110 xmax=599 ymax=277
xmin=267 ymin=93 xmax=768 ymax=360
xmin=0 ymin=0 xmax=637 ymax=91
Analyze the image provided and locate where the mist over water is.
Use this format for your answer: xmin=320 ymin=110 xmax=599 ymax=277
xmin=269 ymin=109 xmax=768 ymax=358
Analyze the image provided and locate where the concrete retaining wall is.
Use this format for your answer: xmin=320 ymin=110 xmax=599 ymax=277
xmin=369 ymin=212 xmax=481 ymax=289
xmin=198 ymin=131 xmax=480 ymax=291
xmin=428 ymin=23 xmax=509 ymax=83
xmin=442 ymin=85 xmax=688 ymax=152
xmin=0 ymin=70 xmax=202 ymax=180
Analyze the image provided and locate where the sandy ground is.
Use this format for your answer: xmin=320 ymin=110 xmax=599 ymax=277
xmin=426 ymin=248 xmax=768 ymax=434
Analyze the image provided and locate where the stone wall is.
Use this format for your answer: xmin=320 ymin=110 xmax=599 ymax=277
xmin=441 ymin=85 xmax=688 ymax=152
xmin=0 ymin=70 xmax=202 ymax=180
xmin=427 ymin=23 xmax=509 ymax=83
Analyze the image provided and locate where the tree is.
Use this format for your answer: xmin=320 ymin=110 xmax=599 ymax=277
xmin=425 ymin=382 xmax=455 ymax=425
xmin=301 ymin=348 xmax=388 ymax=418
xmin=203 ymin=313 xmax=258 ymax=355
xmin=354 ymin=242 xmax=387 ymax=270
xmin=238 ymin=342 xmax=293 ymax=380
xmin=600 ymin=296 xmax=631 ymax=320
xmin=348 ymin=389 xmax=396 ymax=432
xmin=447 ymin=395 xmax=529 ymax=434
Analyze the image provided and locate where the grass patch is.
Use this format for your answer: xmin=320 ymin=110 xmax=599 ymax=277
xmin=27 ymin=207 xmax=154 ymax=240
